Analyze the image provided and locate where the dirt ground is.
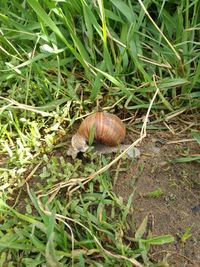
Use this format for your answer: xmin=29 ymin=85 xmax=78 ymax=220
xmin=114 ymin=129 xmax=200 ymax=267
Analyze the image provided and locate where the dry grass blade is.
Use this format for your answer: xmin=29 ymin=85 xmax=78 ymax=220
xmin=140 ymin=74 xmax=160 ymax=138
xmin=139 ymin=55 xmax=172 ymax=69
xmin=167 ymin=138 xmax=196 ymax=144
xmin=137 ymin=0 xmax=181 ymax=61
xmin=19 ymin=161 xmax=42 ymax=187
xmin=0 ymin=96 xmax=53 ymax=117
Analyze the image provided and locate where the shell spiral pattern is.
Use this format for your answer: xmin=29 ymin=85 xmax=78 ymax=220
xmin=76 ymin=112 xmax=126 ymax=147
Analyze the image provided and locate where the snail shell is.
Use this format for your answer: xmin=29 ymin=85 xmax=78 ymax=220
xmin=71 ymin=112 xmax=126 ymax=153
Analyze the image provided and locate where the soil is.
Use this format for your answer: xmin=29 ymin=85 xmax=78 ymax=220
xmin=114 ymin=130 xmax=200 ymax=267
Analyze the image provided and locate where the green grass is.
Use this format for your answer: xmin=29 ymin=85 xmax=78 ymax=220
xmin=146 ymin=187 xmax=164 ymax=198
xmin=0 ymin=0 xmax=199 ymax=266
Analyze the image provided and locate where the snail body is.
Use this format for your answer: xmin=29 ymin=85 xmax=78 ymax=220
xmin=71 ymin=112 xmax=126 ymax=155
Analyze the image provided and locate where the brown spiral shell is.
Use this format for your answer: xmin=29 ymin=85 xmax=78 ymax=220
xmin=74 ymin=112 xmax=126 ymax=148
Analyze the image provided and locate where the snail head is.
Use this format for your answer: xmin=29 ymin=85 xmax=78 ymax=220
xmin=72 ymin=133 xmax=88 ymax=151
xmin=67 ymin=133 xmax=88 ymax=159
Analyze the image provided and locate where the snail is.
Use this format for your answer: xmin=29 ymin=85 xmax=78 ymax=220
xmin=68 ymin=112 xmax=140 ymax=159
xmin=68 ymin=112 xmax=126 ymax=158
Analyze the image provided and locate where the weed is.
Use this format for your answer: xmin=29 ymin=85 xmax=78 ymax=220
xmin=180 ymin=225 xmax=193 ymax=243
xmin=147 ymin=188 xmax=164 ymax=198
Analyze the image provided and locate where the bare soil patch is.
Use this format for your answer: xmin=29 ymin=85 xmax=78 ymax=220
xmin=114 ymin=130 xmax=200 ymax=267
